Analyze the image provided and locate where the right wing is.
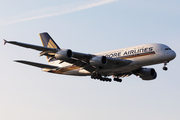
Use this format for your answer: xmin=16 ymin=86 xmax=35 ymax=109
xmin=66 ymin=51 xmax=132 ymax=69
xmin=15 ymin=60 xmax=58 ymax=69
xmin=64 ymin=53 xmax=132 ymax=72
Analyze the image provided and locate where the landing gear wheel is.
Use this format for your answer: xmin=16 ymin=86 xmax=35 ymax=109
xmin=163 ymin=67 xmax=168 ymax=71
xmin=114 ymin=78 xmax=122 ymax=82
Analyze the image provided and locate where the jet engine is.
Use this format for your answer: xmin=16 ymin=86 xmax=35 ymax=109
xmin=89 ymin=56 xmax=107 ymax=66
xmin=138 ymin=68 xmax=157 ymax=80
xmin=55 ymin=49 xmax=72 ymax=60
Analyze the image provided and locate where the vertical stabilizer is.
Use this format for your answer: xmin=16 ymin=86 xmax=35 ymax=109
xmin=39 ymin=32 xmax=60 ymax=64
xmin=39 ymin=32 xmax=60 ymax=49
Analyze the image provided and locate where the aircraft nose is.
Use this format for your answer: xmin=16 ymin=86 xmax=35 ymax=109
xmin=170 ymin=50 xmax=176 ymax=60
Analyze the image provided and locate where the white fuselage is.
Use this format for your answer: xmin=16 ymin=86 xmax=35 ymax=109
xmin=45 ymin=43 xmax=176 ymax=76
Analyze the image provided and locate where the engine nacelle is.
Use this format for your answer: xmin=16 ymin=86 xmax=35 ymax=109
xmin=138 ymin=68 xmax=157 ymax=80
xmin=55 ymin=49 xmax=72 ymax=60
xmin=89 ymin=56 xmax=107 ymax=66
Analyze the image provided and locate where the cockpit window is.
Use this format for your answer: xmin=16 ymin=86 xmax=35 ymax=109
xmin=165 ymin=48 xmax=171 ymax=50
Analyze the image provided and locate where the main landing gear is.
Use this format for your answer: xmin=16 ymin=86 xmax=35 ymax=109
xmin=91 ymin=72 xmax=112 ymax=82
xmin=91 ymin=72 xmax=123 ymax=82
xmin=163 ymin=61 xmax=169 ymax=71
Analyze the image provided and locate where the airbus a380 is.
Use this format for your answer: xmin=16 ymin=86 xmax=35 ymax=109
xmin=4 ymin=32 xmax=176 ymax=82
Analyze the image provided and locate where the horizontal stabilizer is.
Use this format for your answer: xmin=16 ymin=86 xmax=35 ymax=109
xmin=15 ymin=60 xmax=59 ymax=69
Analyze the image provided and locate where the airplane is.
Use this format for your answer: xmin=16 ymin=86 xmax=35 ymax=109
xmin=4 ymin=32 xmax=176 ymax=82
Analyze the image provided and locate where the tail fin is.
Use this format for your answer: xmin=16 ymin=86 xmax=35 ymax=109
xmin=39 ymin=32 xmax=60 ymax=49
xmin=39 ymin=32 xmax=60 ymax=64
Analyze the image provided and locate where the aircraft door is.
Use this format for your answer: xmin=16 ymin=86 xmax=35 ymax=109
xmin=155 ymin=49 xmax=160 ymax=55
xmin=156 ymin=48 xmax=164 ymax=55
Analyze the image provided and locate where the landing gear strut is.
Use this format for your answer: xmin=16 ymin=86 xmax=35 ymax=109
xmin=163 ymin=61 xmax=169 ymax=71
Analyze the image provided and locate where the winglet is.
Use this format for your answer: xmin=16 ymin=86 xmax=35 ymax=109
xmin=3 ymin=39 xmax=8 ymax=45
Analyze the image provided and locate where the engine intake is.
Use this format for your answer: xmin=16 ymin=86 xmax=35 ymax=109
xmin=90 ymin=56 xmax=107 ymax=66
xmin=138 ymin=68 xmax=157 ymax=80
xmin=55 ymin=49 xmax=72 ymax=60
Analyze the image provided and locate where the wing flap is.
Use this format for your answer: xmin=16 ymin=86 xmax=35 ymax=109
xmin=65 ymin=58 xmax=95 ymax=72
xmin=15 ymin=60 xmax=59 ymax=69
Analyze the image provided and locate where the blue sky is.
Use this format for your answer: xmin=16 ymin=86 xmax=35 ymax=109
xmin=1 ymin=0 xmax=180 ymax=120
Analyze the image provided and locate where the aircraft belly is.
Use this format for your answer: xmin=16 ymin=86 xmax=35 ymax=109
xmin=50 ymin=68 xmax=90 ymax=76
xmin=63 ymin=69 xmax=90 ymax=76
xmin=133 ymin=56 xmax=152 ymax=66
xmin=64 ymin=69 xmax=91 ymax=76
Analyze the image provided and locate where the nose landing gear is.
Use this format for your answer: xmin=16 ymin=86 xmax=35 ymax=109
xmin=163 ymin=66 xmax=168 ymax=71
xmin=163 ymin=61 xmax=169 ymax=71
